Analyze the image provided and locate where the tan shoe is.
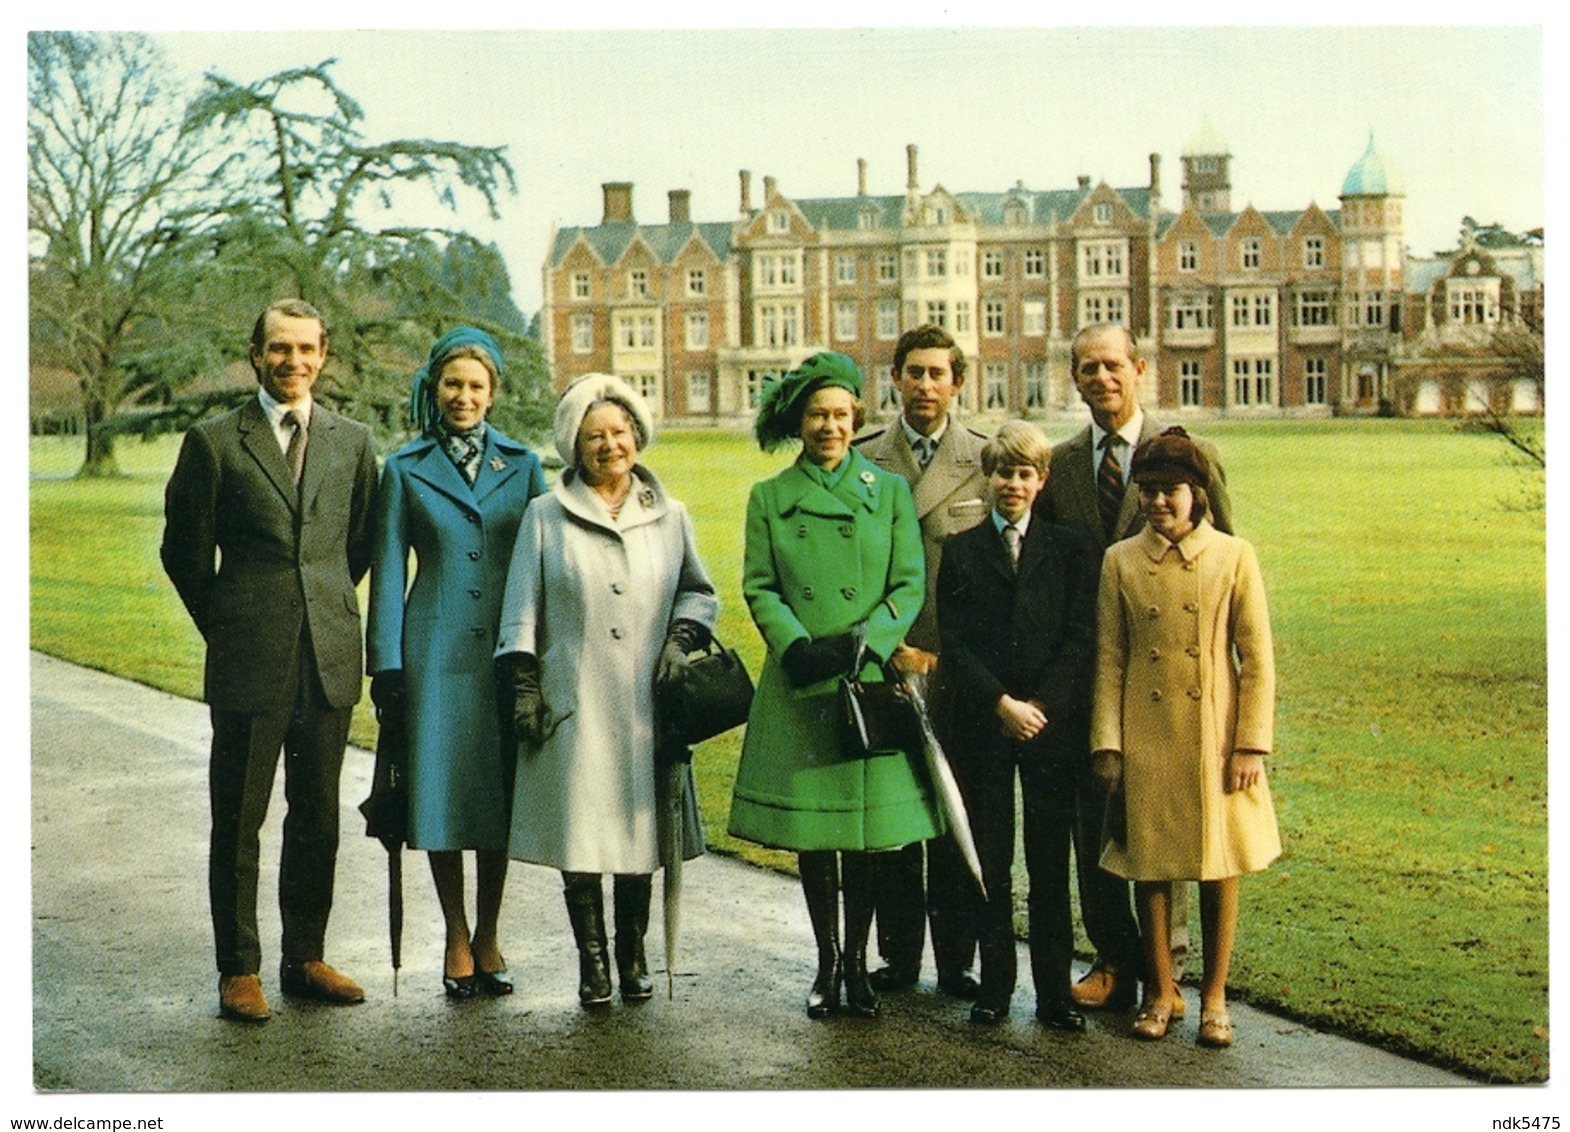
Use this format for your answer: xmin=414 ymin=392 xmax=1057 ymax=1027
xmin=1070 ymin=964 xmax=1137 ymax=1010
xmin=218 ymin=974 xmax=272 ymax=1022
xmin=1130 ymin=998 xmax=1176 ymax=1040
xmin=279 ymin=959 xmax=365 ymax=1004
xmin=1197 ymin=1008 xmax=1234 ymax=1048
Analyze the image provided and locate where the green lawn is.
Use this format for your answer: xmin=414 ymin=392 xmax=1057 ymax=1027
xmin=29 ymin=420 xmax=1546 ymax=1081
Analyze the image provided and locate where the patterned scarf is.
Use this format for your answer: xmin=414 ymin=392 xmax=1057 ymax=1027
xmin=437 ymin=420 xmax=487 ymax=486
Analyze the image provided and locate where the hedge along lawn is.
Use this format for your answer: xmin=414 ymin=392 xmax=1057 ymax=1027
xmin=30 ymin=419 xmax=1546 ymax=1081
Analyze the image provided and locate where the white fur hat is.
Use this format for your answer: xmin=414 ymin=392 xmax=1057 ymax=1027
xmin=552 ymin=372 xmax=655 ymax=466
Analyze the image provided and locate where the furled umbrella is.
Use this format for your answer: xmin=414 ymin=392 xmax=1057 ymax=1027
xmin=659 ymin=749 xmax=688 ymax=999
xmin=359 ymin=692 xmax=409 ymax=995
xmin=653 ymin=634 xmax=753 ymax=996
xmin=902 ymin=674 xmax=987 ymax=899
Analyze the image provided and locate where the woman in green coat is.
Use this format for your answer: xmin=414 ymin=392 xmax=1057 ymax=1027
xmin=728 ymin=352 xmax=943 ymax=1019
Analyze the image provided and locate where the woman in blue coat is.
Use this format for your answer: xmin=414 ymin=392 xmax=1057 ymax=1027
xmin=728 ymin=353 xmax=943 ymax=1019
xmin=367 ymin=327 xmax=546 ymax=998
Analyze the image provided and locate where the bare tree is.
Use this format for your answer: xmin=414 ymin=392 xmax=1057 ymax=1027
xmin=28 ymin=31 xmax=216 ymax=476
xmin=1480 ymin=325 xmax=1545 ymax=470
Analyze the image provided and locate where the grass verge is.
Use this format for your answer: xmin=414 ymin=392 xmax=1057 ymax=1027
xmin=29 ymin=420 xmax=1546 ymax=1081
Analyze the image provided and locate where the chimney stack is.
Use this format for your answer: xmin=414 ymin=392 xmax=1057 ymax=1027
xmin=602 ymin=182 xmax=634 ymax=224
xmin=739 ymin=169 xmax=752 ymax=214
xmin=857 ymin=158 xmax=867 ymax=196
xmin=1149 ymin=153 xmax=1161 ymax=195
xmin=1077 ymin=175 xmax=1090 ymax=191
xmin=906 ymin=144 xmax=919 ymax=190
xmin=763 ymin=175 xmax=777 ymax=201
xmin=669 ymin=189 xmax=691 ymax=224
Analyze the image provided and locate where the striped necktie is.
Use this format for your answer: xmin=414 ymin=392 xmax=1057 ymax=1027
xmin=1097 ymin=434 xmax=1124 ymax=541
xmin=283 ymin=409 xmax=307 ymax=487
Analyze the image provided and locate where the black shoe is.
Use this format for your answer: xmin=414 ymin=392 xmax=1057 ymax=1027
xmin=443 ymin=973 xmax=478 ymax=1000
xmin=937 ymin=968 xmax=981 ymax=999
xmin=806 ymin=957 xmax=842 ymax=1019
xmin=1036 ymin=999 xmax=1088 ymax=1031
xmin=564 ymin=875 xmax=613 ymax=1007
xmin=968 ymin=1000 xmax=1010 ymax=1025
xmin=474 ymin=966 xmax=513 ymax=996
xmin=868 ymin=962 xmax=919 ymax=992
xmin=844 ymin=964 xmax=881 ymax=1018
xmin=614 ymin=875 xmax=654 ymax=1001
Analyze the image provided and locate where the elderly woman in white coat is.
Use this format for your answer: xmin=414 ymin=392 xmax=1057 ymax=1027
xmin=1091 ymin=427 xmax=1279 ymax=1049
xmin=495 ymin=373 xmax=717 ymax=1007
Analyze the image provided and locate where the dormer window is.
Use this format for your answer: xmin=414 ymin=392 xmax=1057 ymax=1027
xmin=1004 ymin=201 xmax=1027 ymax=225
xmin=768 ymin=211 xmax=789 ymax=234
xmin=1093 ymin=202 xmax=1113 ymax=225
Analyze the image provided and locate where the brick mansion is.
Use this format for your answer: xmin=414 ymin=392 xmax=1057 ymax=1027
xmin=539 ymin=127 xmax=1543 ymax=424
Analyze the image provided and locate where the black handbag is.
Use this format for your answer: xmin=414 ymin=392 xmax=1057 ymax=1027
xmin=658 ymin=637 xmax=755 ymax=746
xmin=840 ymin=624 xmax=922 ymax=757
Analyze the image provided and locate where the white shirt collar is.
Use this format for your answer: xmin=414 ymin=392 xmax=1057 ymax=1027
xmin=257 ymin=385 xmax=312 ymax=428
xmin=991 ymin=509 xmax=1031 ymax=538
xmin=1089 ymin=405 xmax=1143 ymax=453
xmin=900 ymin=414 xmax=948 ymax=453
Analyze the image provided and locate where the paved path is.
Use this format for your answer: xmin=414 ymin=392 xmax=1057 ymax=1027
xmin=27 ymin=652 xmax=1474 ymax=1116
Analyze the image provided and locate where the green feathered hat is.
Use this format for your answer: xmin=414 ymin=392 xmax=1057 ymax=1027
xmin=753 ymin=352 xmax=864 ymax=452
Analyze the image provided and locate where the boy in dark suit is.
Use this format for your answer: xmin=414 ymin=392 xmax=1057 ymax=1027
xmin=936 ymin=421 xmax=1096 ymax=1029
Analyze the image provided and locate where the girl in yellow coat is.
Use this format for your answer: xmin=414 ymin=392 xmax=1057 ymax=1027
xmin=1090 ymin=427 xmax=1279 ymax=1049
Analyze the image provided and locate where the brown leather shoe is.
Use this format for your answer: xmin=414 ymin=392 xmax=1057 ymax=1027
xmin=279 ymin=959 xmax=365 ymax=1004
xmin=1070 ymin=964 xmax=1137 ymax=1010
xmin=218 ymin=974 xmax=272 ymax=1022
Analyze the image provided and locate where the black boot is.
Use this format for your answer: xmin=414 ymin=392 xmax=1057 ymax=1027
xmin=799 ymin=851 xmax=842 ymax=1018
xmin=613 ymin=873 xmax=654 ymax=1001
xmin=841 ymin=850 xmax=881 ymax=1018
xmin=562 ymin=873 xmax=612 ymax=1007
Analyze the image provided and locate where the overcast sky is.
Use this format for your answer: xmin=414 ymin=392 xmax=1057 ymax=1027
xmin=151 ymin=24 xmax=1544 ymax=316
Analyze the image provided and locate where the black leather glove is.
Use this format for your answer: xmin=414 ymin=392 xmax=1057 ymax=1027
xmin=497 ymin=653 xmax=544 ymax=747
xmin=656 ymin=619 xmax=710 ymax=690
xmin=369 ymin=670 xmax=405 ymax=715
xmin=780 ymin=632 xmax=858 ymax=688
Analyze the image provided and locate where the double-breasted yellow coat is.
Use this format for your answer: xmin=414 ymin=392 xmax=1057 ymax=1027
xmin=1091 ymin=521 xmax=1281 ymax=881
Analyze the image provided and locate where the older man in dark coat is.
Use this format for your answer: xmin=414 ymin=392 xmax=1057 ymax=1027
xmin=162 ymin=299 xmax=379 ymax=1022
xmin=1038 ymin=323 xmax=1233 ymax=1012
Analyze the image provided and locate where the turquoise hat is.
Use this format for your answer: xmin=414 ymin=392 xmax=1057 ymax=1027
xmin=753 ymin=352 xmax=864 ymax=452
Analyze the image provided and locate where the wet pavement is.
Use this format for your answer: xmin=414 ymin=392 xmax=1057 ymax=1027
xmin=27 ymin=651 xmax=1487 ymax=1121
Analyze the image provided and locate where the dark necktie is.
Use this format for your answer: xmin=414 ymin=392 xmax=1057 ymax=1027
xmin=1002 ymin=524 xmax=1022 ymax=571
xmin=283 ymin=409 xmax=307 ymax=487
xmin=913 ymin=436 xmax=934 ymax=469
xmin=1097 ymin=434 xmax=1123 ymax=542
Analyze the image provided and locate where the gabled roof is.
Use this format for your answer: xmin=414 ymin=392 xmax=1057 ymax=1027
xmin=550 ymin=221 xmax=733 ymax=266
xmin=1155 ymin=207 xmax=1344 ymax=240
xmin=1408 ymin=247 xmax=1544 ymax=294
xmin=791 ymin=194 xmax=903 ymax=230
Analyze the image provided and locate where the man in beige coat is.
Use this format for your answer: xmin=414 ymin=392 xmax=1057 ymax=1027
xmin=855 ymin=324 xmax=989 ymax=997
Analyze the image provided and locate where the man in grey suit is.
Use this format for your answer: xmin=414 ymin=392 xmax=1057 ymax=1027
xmin=1040 ymin=323 xmax=1233 ymax=1012
xmin=855 ymin=324 xmax=989 ymax=997
xmin=162 ymin=299 xmax=379 ymax=1021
